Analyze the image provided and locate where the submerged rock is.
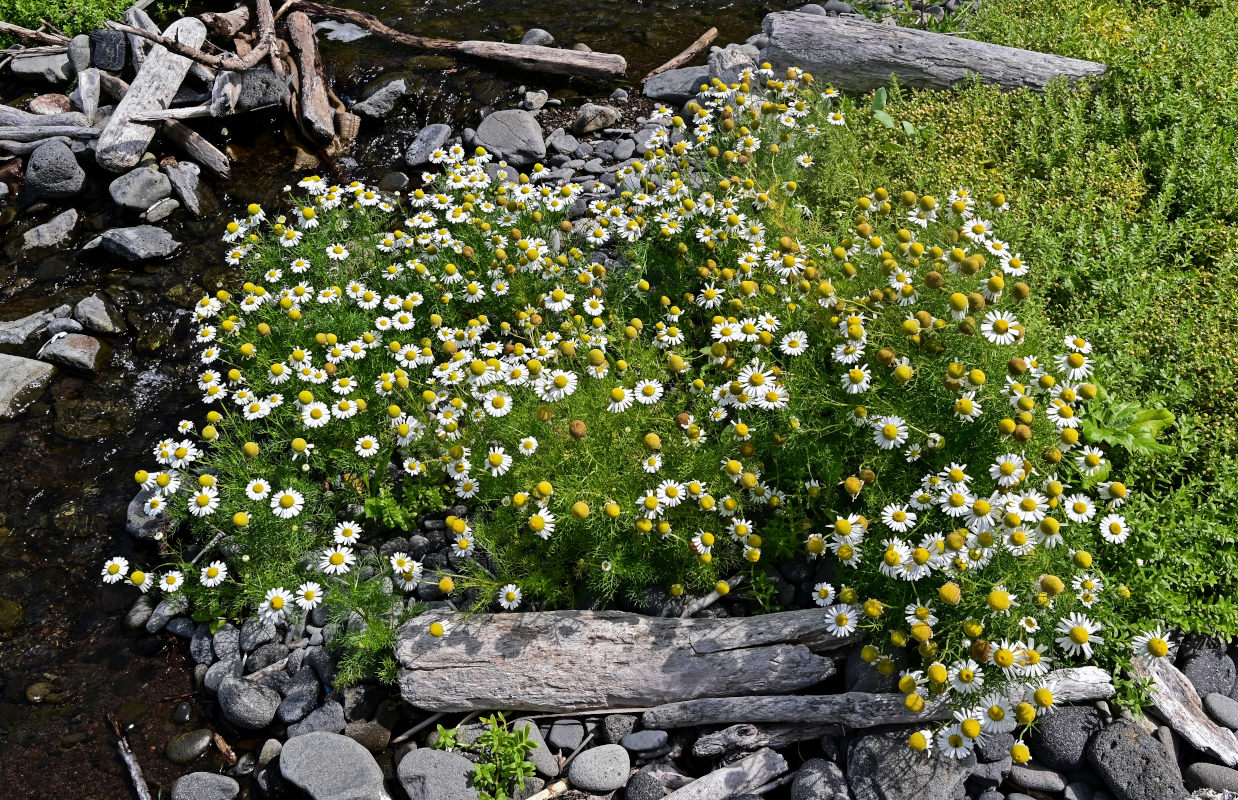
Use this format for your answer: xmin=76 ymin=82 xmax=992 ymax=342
xmin=22 ymin=209 xmax=77 ymax=250
xmin=0 ymin=354 xmax=55 ymax=420
xmin=101 ymin=225 xmax=181 ymax=261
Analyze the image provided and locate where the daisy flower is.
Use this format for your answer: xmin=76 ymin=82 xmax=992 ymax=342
xmin=824 ymin=604 xmax=858 ymax=636
xmin=320 ymin=546 xmax=355 ymax=575
xmin=101 ymin=556 xmax=129 ymax=584
xmin=812 ymin=582 xmax=835 ymax=607
xmin=260 ymin=587 xmax=294 ymax=624
xmin=1098 ymin=513 xmax=1129 ymax=544
xmin=608 ymin=387 xmax=634 ymax=413
xmin=634 ymin=379 xmax=664 ymax=405
xmin=517 ymin=437 xmax=539 ymax=456
xmin=881 ymin=503 xmax=916 ymax=533
xmin=950 ymin=659 xmax=985 ymax=695
xmin=498 ymin=584 xmax=522 ymax=610
xmin=355 ymin=435 xmax=380 ymax=458
xmin=1055 ymin=612 xmax=1103 ymax=658
xmin=271 ymin=488 xmax=305 ymax=519
xmin=200 ymin=560 xmax=228 ymax=588
xmin=874 ymin=416 xmax=908 ymax=449
xmin=1133 ymin=626 xmax=1173 ymax=661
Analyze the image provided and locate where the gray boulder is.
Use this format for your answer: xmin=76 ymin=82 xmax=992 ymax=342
xmin=110 ymin=167 xmax=172 ymax=213
xmin=521 ymin=28 xmax=556 ymax=47
xmin=204 ymin=658 xmax=242 ymax=693
xmin=792 ymin=758 xmax=848 ymax=799
xmin=573 ymin=103 xmax=621 ymax=135
xmin=25 ymin=140 xmax=86 ymax=200
xmin=397 ymin=748 xmax=478 ymax=800
xmin=68 ymin=34 xmax=92 ymax=73
xmin=217 ymin=676 xmax=280 ymax=729
xmin=288 ymin=701 xmax=346 ymax=738
xmin=0 ymin=354 xmax=55 ymax=420
xmin=405 ymin=123 xmax=453 ymax=168
xmin=165 ymin=161 xmax=202 ymax=216
xmin=566 ymin=744 xmax=629 ymax=793
xmin=848 ymin=726 xmax=974 ymax=800
xmin=352 ymin=78 xmax=407 ymax=119
xmin=1086 ymin=721 xmax=1188 ymax=800
xmin=708 ymin=42 xmax=759 ymax=86
xmin=46 ymin=318 xmax=82 ymax=336
xmin=74 ymin=294 xmax=121 ymax=334
xmin=171 ymin=772 xmax=240 ymax=800
xmin=476 ymin=109 xmax=545 ymax=167
xmin=101 ymin=225 xmax=180 ymax=261
xmin=281 ymin=732 xmax=390 ymax=800
xmin=0 ymin=305 xmax=70 ymax=347
xmin=644 ymin=66 xmax=709 ymax=105
xmin=513 ymin=718 xmax=559 ymax=778
xmin=1181 ymin=650 xmax=1238 ymax=697
xmin=145 ymin=592 xmax=188 ymax=633
xmin=1204 ymin=693 xmax=1238 ymax=730
xmin=1030 ymin=705 xmax=1104 ymax=770
xmin=22 ymin=209 xmax=77 ymax=250
xmin=1184 ymin=762 xmax=1238 ymax=792
xmin=11 ymin=52 xmax=72 ymax=83
xmin=38 ymin=333 xmax=104 ymax=372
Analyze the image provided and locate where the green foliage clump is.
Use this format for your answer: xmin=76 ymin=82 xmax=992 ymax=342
xmin=434 ymin=714 xmax=538 ymax=800
xmin=0 ymin=0 xmax=130 ymax=39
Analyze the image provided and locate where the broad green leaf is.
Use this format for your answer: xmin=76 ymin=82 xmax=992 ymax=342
xmin=902 ymin=120 xmax=918 ymax=137
xmin=873 ymin=110 xmax=895 ymax=129
xmin=878 ymin=141 xmax=905 ymax=153
xmin=873 ymin=87 xmax=887 ymax=110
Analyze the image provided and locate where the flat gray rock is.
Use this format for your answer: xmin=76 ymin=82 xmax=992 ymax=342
xmin=1087 ymin=720 xmax=1188 ymax=800
xmin=38 ymin=333 xmax=104 ymax=372
xmin=22 ymin=209 xmax=77 ymax=250
xmin=396 ymin=748 xmax=478 ymax=800
xmin=405 ymin=123 xmax=452 ymax=168
xmin=0 ymin=305 xmax=70 ymax=347
xmin=352 ymin=78 xmax=407 ymax=119
xmin=11 ymin=52 xmax=72 ymax=83
xmin=25 ymin=140 xmax=86 ymax=200
xmin=217 ymin=676 xmax=280 ymax=729
xmin=0 ymin=354 xmax=55 ymax=420
xmin=101 ymin=225 xmax=180 ymax=261
xmin=110 ymin=167 xmax=172 ymax=212
xmin=171 ymin=772 xmax=240 ymax=800
xmin=146 ymin=592 xmax=188 ymax=633
xmin=548 ymin=718 xmax=585 ymax=751
xmin=74 ymin=294 xmax=121 ymax=334
xmin=288 ymin=701 xmax=346 ymax=738
xmin=145 ymin=197 xmax=180 ymax=222
xmin=566 ymin=743 xmax=629 ymax=793
xmin=792 ymin=757 xmax=848 ymax=799
xmin=848 ymin=725 xmax=974 ymax=800
xmin=282 ymin=732 xmax=390 ymax=800
xmin=165 ymin=161 xmax=202 ymax=216
xmin=476 ymin=109 xmax=545 ymax=167
xmin=1030 ymin=705 xmax=1104 ymax=770
xmin=643 ymin=66 xmax=709 ymax=105
xmin=1010 ymin=762 xmax=1067 ymax=792
xmin=620 ymin=729 xmax=668 ymax=755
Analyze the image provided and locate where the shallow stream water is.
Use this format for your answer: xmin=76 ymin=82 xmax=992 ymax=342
xmin=0 ymin=1 xmax=795 ymax=794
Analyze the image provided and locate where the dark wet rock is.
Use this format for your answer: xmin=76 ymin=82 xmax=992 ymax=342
xmin=792 ymin=757 xmax=847 ymax=799
xmin=476 ymin=109 xmax=545 ymax=166
xmin=405 ymin=123 xmax=453 ymax=168
xmin=573 ymin=103 xmax=621 ymax=135
xmin=521 ymin=28 xmax=555 ymax=47
xmin=644 ymin=67 xmax=709 ymax=105
xmin=843 ymin=646 xmax=902 ymax=693
xmin=0 ymin=354 xmax=55 ymax=420
xmin=344 ymin=717 xmax=394 ymax=753
xmin=304 ymin=644 xmax=336 ymax=685
xmin=513 ymin=718 xmax=558 ymax=778
xmin=567 ymin=743 xmax=629 ymax=793
xmin=1030 ymin=705 xmax=1104 ymax=770
xmin=238 ymin=65 xmax=289 ymax=110
xmin=171 ymin=771 xmax=239 ymax=800
xmin=22 ymin=209 xmax=77 ymax=250
xmin=276 ymin=675 xmax=321 ymax=725
xmin=74 ymin=294 xmax=122 ymax=334
xmin=11 ymin=52 xmax=72 ymax=83
xmin=288 ymin=700 xmax=346 ymax=738
xmin=1184 ymin=762 xmax=1238 ymax=792
xmin=145 ymin=592 xmax=189 ymax=633
xmin=0 ymin=305 xmax=71 ymax=346
xmin=167 ymin=617 xmax=196 ymax=638
xmin=340 ymin=684 xmax=383 ymax=722
xmin=1181 ymin=650 xmax=1238 ymax=697
xmin=38 ymin=332 xmax=104 ymax=372
xmin=353 ymin=78 xmax=407 ymax=119
xmin=90 ymin=30 xmax=127 ymax=71
xmin=1086 ymin=720 xmax=1188 ymax=800
xmin=165 ymin=161 xmax=202 ymax=216
xmin=25 ymin=140 xmax=86 ymax=200
xmin=172 ymin=701 xmax=193 ymax=724
xmin=101 ymin=225 xmax=181 ymax=261
xmin=166 ymin=728 xmax=213 ymax=765
xmin=218 ymin=676 xmax=280 ymax=730
xmin=110 ymin=167 xmax=172 ymax=213
xmin=848 ymin=725 xmax=974 ymax=800
xmin=1204 ymin=692 xmax=1238 ymax=730
xmin=282 ymin=731 xmax=389 ymax=800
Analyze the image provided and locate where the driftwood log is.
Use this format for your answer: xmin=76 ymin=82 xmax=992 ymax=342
xmin=1133 ymin=657 xmax=1238 ymax=767
xmin=0 ymin=22 xmax=67 ymax=47
xmin=643 ymin=27 xmax=718 ymax=83
xmin=759 ymin=11 xmax=1106 ymax=93
xmin=0 ymin=106 xmax=88 ymax=128
xmin=200 ymin=5 xmax=251 ymax=38
xmin=396 ymin=608 xmax=850 ymax=713
xmin=692 ymin=722 xmax=844 ymax=758
xmin=109 ymin=0 xmax=277 ymax=73
xmin=666 ymin=748 xmax=788 ymax=800
xmin=0 ymin=126 xmax=98 ymax=141
xmin=285 ymin=11 xmax=335 ymax=144
xmin=0 ymin=137 xmax=72 ymax=156
xmin=643 ymin=666 xmax=1115 ymax=729
xmin=275 ymin=0 xmax=627 ymax=80
xmin=99 ymin=73 xmax=231 ymax=178
xmin=97 ymin=17 xmax=207 ymax=172
xmin=126 ymin=7 xmax=214 ymax=85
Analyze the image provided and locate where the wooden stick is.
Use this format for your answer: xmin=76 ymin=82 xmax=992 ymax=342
xmin=243 ymin=657 xmax=290 ymax=681
xmin=681 ymin=574 xmax=742 ymax=618
xmin=99 ymin=72 xmax=232 ymax=178
xmin=693 ymin=722 xmax=844 ymax=757
xmin=272 ymin=0 xmax=627 ymax=80
xmin=108 ymin=0 xmax=277 ymax=72
xmin=643 ymin=27 xmax=717 ymax=82
xmin=285 ymin=11 xmax=336 ymax=144
xmin=388 ymin=711 xmax=446 ymax=746
xmin=0 ymin=126 xmax=98 ymax=141
xmin=108 ymin=713 xmax=153 ymax=800
xmin=0 ymin=106 xmax=88 ymax=127
xmin=524 ymin=780 xmax=569 ymax=800
xmin=0 ymin=136 xmax=72 ymax=156
xmin=200 ymin=5 xmax=251 ymax=38
xmin=0 ymin=21 xmax=68 ymax=46
xmin=212 ymin=731 xmax=238 ymax=765
xmin=130 ymin=105 xmax=214 ymax=122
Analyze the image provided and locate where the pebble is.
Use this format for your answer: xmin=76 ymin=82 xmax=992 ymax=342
xmin=213 ymin=623 xmax=241 ymax=661
xmin=1184 ymin=762 xmax=1238 ymax=792
xmin=204 ymin=659 xmax=242 ymax=693
xmin=1066 ymin=781 xmax=1096 ymax=800
xmin=165 ymin=728 xmax=213 ymax=765
xmin=189 ymin=624 xmax=216 ymax=665
xmin=1031 ymin=706 xmax=1104 ymax=770
xmin=1086 ymin=720 xmax=1188 ymax=800
xmin=123 ymin=595 xmax=157 ymax=631
xmin=620 ymin=729 xmax=668 ymax=755
xmin=603 ymin=714 xmax=637 ymax=744
xmin=521 ymin=28 xmax=555 ymax=47
xmin=172 ymin=701 xmax=193 ymax=724
xmin=100 ymin=225 xmax=181 ymax=261
xmin=610 ymin=88 xmax=629 ymax=102
xmin=513 ymin=718 xmax=559 ymax=778
xmin=625 ymin=771 xmax=664 ymax=800
xmin=287 ymin=700 xmax=346 ymax=738
xmin=548 ymin=718 xmax=585 ymax=751
xmin=109 ymin=167 xmax=172 ymax=213
xmin=245 ymin=642 xmax=289 ymax=673
xmin=22 ymin=208 xmax=77 ymax=251
xmin=74 ymin=294 xmax=121 ymax=335
xmin=45 ymin=318 xmax=83 ymax=336
xmin=167 ymin=617 xmax=196 ymax=638
xmin=145 ymin=593 xmax=189 ymax=633
xmin=1204 ymin=692 xmax=1238 ymax=730
xmin=170 ymin=772 xmax=239 ymax=800
xmin=1011 ymin=762 xmax=1067 ymax=792
xmin=217 ymin=676 xmax=281 ymax=729
xmin=567 ymin=744 xmax=629 ymax=793
xmin=239 ymin=618 xmax=277 ymax=653
xmin=145 ymin=197 xmax=180 ymax=223
xmin=1180 ymin=650 xmax=1237 ymax=697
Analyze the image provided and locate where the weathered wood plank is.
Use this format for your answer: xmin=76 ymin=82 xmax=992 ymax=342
xmin=666 ymin=748 xmax=787 ymax=799
xmin=396 ymin=608 xmax=847 ymax=713
xmin=1132 ymin=656 xmax=1238 ymax=767
xmin=0 ymin=106 xmax=87 ymax=128
xmin=285 ymin=11 xmax=336 ymax=144
xmin=99 ymin=72 xmax=231 ymax=178
xmin=0 ymin=137 xmax=72 ymax=156
xmin=693 ymin=722 xmax=844 ymax=758
xmin=643 ymin=666 xmax=1114 ymax=729
xmin=0 ymin=126 xmax=98 ymax=141
xmin=759 ymin=12 xmax=1106 ymax=93
xmin=644 ymin=27 xmax=717 ymax=83
xmin=201 ymin=5 xmax=251 ymax=38
xmin=96 ymin=18 xmax=207 ymax=172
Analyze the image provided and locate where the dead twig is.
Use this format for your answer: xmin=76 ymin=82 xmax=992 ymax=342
xmin=212 ymin=731 xmax=238 ymax=765
xmin=643 ymin=27 xmax=717 ymax=82
xmin=0 ymin=21 xmax=68 ymax=46
xmin=388 ymin=711 xmax=446 ymax=747
xmin=680 ymin=574 xmax=744 ymax=618
xmin=107 ymin=0 xmax=276 ymax=72
xmin=107 ymin=713 xmax=153 ymax=800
